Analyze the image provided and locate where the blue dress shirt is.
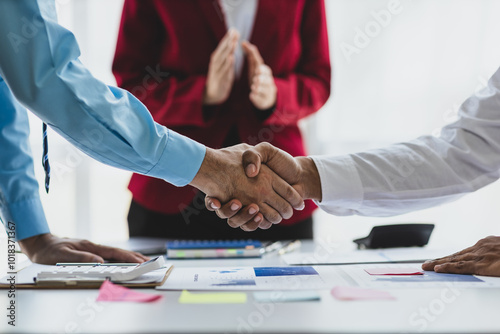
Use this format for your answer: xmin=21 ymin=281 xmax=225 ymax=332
xmin=0 ymin=0 xmax=206 ymax=240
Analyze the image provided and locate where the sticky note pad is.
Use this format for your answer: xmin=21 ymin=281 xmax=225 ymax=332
xmin=253 ymin=291 xmax=320 ymax=303
xmin=178 ymin=290 xmax=247 ymax=304
xmin=331 ymin=286 xmax=395 ymax=301
xmin=97 ymin=281 xmax=162 ymax=302
xmin=364 ymin=268 xmax=424 ymax=275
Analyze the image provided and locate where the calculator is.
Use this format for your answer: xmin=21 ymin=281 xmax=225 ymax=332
xmin=36 ymin=256 xmax=165 ymax=282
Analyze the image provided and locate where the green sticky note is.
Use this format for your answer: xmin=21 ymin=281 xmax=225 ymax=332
xmin=178 ymin=290 xmax=247 ymax=304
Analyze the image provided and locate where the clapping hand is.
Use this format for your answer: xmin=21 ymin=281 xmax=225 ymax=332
xmin=204 ymin=28 xmax=239 ymax=105
xmin=242 ymin=41 xmax=277 ymax=110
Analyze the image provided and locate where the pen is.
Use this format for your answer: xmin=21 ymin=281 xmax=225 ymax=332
xmin=278 ymin=240 xmax=302 ymax=255
xmin=261 ymin=241 xmax=283 ymax=254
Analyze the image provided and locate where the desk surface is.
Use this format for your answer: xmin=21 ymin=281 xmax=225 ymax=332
xmin=2 ymin=240 xmax=500 ymax=333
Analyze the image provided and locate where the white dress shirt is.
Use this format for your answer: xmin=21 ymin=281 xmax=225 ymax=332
xmin=219 ymin=0 xmax=258 ymax=78
xmin=311 ymin=65 xmax=500 ymax=217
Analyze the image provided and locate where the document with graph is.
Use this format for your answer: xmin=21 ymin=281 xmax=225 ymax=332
xmin=156 ymin=266 xmax=332 ymax=291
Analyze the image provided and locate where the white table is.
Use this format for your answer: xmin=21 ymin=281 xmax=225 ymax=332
xmin=1 ymin=240 xmax=499 ymax=333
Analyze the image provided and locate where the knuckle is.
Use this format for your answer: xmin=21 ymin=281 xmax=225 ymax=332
xmin=269 ymin=212 xmax=282 ymax=224
xmin=227 ymin=219 xmax=240 ymax=229
xmin=79 ymin=239 xmax=92 ymax=248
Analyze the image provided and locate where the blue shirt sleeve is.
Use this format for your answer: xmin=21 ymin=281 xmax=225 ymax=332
xmin=0 ymin=0 xmax=206 ymax=240
xmin=0 ymin=77 xmax=50 ymax=240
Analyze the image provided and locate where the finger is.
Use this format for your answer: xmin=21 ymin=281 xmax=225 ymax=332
xmin=258 ymin=202 xmax=283 ymax=225
xmin=134 ymin=252 xmax=151 ymax=261
xmin=225 ymin=204 xmax=260 ymax=228
xmin=60 ymin=247 xmax=105 ymax=263
xmin=252 ymin=73 xmax=273 ymax=87
xmin=271 ymin=171 xmax=305 ymax=213
xmin=242 ymin=41 xmax=264 ymax=66
xmin=212 ymin=30 xmax=238 ymax=70
xmin=214 ymin=200 xmax=243 ymax=220
xmin=423 ymin=251 xmax=476 ymax=267
xmin=241 ymin=41 xmax=254 ymax=64
xmin=242 ymin=147 xmax=263 ymax=178
xmin=219 ymin=55 xmax=235 ymax=78
xmin=251 ymin=83 xmax=271 ymax=97
xmin=213 ymin=50 xmax=235 ymax=75
xmin=78 ymin=240 xmax=146 ymax=263
xmin=255 ymin=64 xmax=272 ymax=76
xmin=258 ymin=219 xmax=273 ymax=230
xmin=205 ymin=196 xmax=222 ymax=211
xmin=434 ymin=261 xmax=477 ymax=275
xmin=242 ymin=142 xmax=299 ymax=186
xmin=265 ymin=192 xmax=293 ymax=221
xmin=211 ymin=34 xmax=231 ymax=68
xmin=240 ymin=219 xmax=262 ymax=232
xmin=422 ymin=252 xmax=478 ymax=271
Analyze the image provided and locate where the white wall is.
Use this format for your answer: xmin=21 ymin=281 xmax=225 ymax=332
xmin=312 ymin=0 xmax=500 ymax=250
xmin=23 ymin=0 xmax=500 ymax=251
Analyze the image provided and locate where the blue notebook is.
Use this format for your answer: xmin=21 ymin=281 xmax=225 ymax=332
xmin=166 ymin=240 xmax=263 ymax=259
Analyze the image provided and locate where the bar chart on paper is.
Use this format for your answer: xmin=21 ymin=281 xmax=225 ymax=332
xmin=157 ymin=266 xmax=330 ymax=291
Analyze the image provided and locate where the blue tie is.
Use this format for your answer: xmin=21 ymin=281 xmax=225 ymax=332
xmin=42 ymin=123 xmax=50 ymax=193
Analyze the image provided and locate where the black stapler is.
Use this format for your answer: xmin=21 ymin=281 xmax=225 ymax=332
xmin=353 ymin=223 xmax=435 ymax=249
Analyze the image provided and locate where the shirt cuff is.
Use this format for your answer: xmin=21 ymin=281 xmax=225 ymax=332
xmin=147 ymin=129 xmax=206 ymax=187
xmin=309 ymin=155 xmax=364 ymax=216
xmin=5 ymin=197 xmax=50 ymax=241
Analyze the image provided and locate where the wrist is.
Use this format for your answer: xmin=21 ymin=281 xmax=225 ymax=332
xmin=296 ymin=157 xmax=322 ymax=202
xmin=190 ymin=148 xmax=231 ymax=197
xmin=18 ymin=233 xmax=54 ymax=260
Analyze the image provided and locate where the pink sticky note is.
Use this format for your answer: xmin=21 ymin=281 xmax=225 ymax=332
xmin=331 ymin=286 xmax=395 ymax=301
xmin=364 ymin=268 xmax=423 ymax=276
xmin=96 ymin=280 xmax=162 ymax=302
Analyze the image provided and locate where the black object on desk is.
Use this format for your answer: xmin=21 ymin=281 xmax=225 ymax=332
xmin=353 ymin=223 xmax=435 ymax=249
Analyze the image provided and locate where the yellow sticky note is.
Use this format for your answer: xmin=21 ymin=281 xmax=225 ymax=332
xmin=178 ymin=290 xmax=247 ymax=304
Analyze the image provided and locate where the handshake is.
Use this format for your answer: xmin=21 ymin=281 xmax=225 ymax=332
xmin=189 ymin=143 xmax=323 ymax=231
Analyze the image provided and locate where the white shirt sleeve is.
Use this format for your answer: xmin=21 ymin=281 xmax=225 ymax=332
xmin=311 ymin=66 xmax=500 ymax=217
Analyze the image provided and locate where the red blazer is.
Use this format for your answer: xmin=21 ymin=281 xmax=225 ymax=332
xmin=113 ymin=0 xmax=331 ymax=225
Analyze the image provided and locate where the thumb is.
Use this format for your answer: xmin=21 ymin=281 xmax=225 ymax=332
xmin=242 ymin=147 xmax=263 ymax=178
xmin=243 ymin=142 xmax=301 ymax=185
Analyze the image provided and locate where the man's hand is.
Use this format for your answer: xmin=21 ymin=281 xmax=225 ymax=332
xmin=204 ymin=28 xmax=239 ymax=105
xmin=422 ymin=236 xmax=500 ymax=277
xmin=190 ymin=144 xmax=305 ymax=229
xmin=242 ymin=41 xmax=277 ymax=110
xmin=18 ymin=233 xmax=149 ymax=265
xmin=204 ymin=142 xmax=322 ymax=230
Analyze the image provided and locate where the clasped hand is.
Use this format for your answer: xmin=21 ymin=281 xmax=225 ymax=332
xmin=190 ymin=144 xmax=306 ymax=230
xmin=204 ymin=143 xmax=322 ymax=230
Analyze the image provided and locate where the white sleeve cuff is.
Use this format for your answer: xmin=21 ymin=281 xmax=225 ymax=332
xmin=309 ymin=155 xmax=364 ymax=216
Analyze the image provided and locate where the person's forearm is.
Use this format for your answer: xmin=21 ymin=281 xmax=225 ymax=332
xmin=311 ymin=67 xmax=500 ymax=217
xmin=0 ymin=0 xmax=205 ymax=187
xmin=0 ymin=78 xmax=50 ymax=241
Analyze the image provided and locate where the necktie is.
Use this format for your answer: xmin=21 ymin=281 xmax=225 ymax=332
xmin=42 ymin=123 xmax=50 ymax=193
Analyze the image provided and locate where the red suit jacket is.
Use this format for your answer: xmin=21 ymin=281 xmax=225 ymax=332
xmin=113 ymin=0 xmax=331 ymax=225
